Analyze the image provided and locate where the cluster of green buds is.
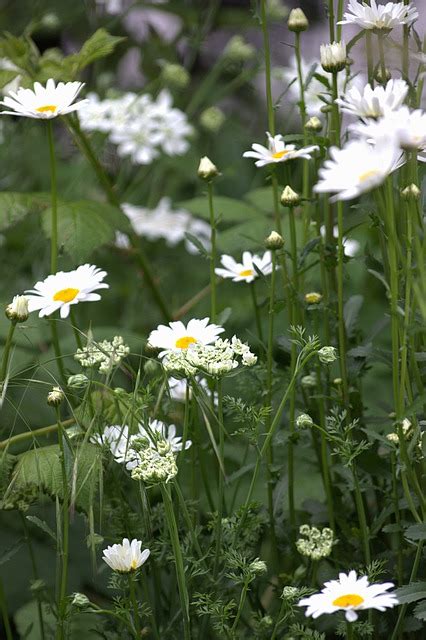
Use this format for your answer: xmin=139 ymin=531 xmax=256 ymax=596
xmin=318 ymin=346 xmax=338 ymax=364
xmin=130 ymin=437 xmax=178 ymax=485
xmin=296 ymin=524 xmax=334 ymax=560
xmin=74 ymin=335 xmax=130 ymax=374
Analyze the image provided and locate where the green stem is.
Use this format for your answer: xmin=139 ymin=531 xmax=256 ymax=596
xmin=327 ymin=0 xmax=335 ymax=41
xmin=352 ymin=464 xmax=371 ymax=566
xmin=250 ymin=281 xmax=264 ymax=345
xmin=49 ymin=319 xmax=67 ymax=388
xmin=266 ymin=251 xmax=278 ymax=558
xmin=207 ymin=181 xmax=217 ymax=322
xmin=390 ymin=541 xmax=424 ymax=640
xmin=260 ymin=0 xmax=275 ymax=135
xmin=55 ymin=409 xmax=70 ymax=640
xmin=128 ymin=574 xmax=141 ymax=637
xmin=0 ymin=418 xmax=74 ymax=450
xmin=213 ymin=379 xmax=225 ymax=578
xmin=346 ymin=621 xmax=354 ymax=640
xmin=0 ymin=322 xmax=16 ymax=383
xmin=47 ymin=120 xmax=58 ymax=274
xmin=160 ymin=484 xmax=191 ymax=639
xmin=390 ymin=453 xmax=404 ymax=585
xmin=377 ymin=33 xmax=387 ymax=83
xmin=0 ymin=575 xmax=13 ymax=640
xmin=231 ymin=578 xmax=250 ymax=632
xmin=365 ymin=32 xmax=374 ymax=85
xmin=336 ymin=201 xmax=349 ymax=406
xmin=21 ymin=514 xmax=46 ymax=640
xmin=69 ymin=307 xmax=83 ymax=350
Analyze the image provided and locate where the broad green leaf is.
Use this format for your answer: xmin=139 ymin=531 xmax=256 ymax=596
xmin=0 ymin=68 xmax=19 ymax=88
xmin=244 ymin=187 xmax=275 ymax=212
xmin=41 ymin=200 xmax=131 ymax=262
xmin=179 ymin=196 xmax=260 ymax=223
xmin=395 ymin=582 xmax=426 ymax=605
xmin=0 ymin=192 xmax=51 ymax=231
xmin=404 ymin=523 xmax=426 ymax=542
xmin=414 ymin=600 xmax=426 ymax=622
xmin=344 ymin=295 xmax=364 ymax=338
xmin=67 ymin=29 xmax=126 ymax=73
xmin=0 ymin=34 xmax=38 ymax=72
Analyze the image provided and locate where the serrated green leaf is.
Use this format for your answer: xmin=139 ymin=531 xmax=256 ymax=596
xmin=67 ymin=29 xmax=126 ymax=73
xmin=0 ymin=192 xmax=51 ymax=231
xmin=414 ymin=600 xmax=426 ymax=621
xmin=26 ymin=515 xmax=57 ymax=542
xmin=404 ymin=523 xmax=426 ymax=541
xmin=395 ymin=582 xmax=426 ymax=605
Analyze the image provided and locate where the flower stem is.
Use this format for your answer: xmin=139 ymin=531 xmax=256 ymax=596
xmin=352 ymin=464 xmax=371 ymax=566
xmin=20 ymin=513 xmax=46 ymax=640
xmin=49 ymin=319 xmax=67 ymax=388
xmin=0 ymin=575 xmax=12 ymax=640
xmin=160 ymin=483 xmax=191 ymax=639
xmin=266 ymin=251 xmax=278 ymax=557
xmin=0 ymin=417 xmax=74 ymax=450
xmin=346 ymin=621 xmax=354 ymax=640
xmin=390 ymin=541 xmax=424 ymax=640
xmin=47 ymin=120 xmax=58 ymax=274
xmin=250 ymin=281 xmax=264 ymax=345
xmin=69 ymin=307 xmax=83 ymax=350
xmin=231 ymin=578 xmax=250 ymax=632
xmin=0 ymin=321 xmax=16 ymax=384
xmin=55 ymin=409 xmax=70 ymax=640
xmin=213 ymin=379 xmax=225 ymax=578
xmin=207 ymin=180 xmax=217 ymax=322
xmin=260 ymin=0 xmax=275 ymax=135
xmin=128 ymin=574 xmax=141 ymax=637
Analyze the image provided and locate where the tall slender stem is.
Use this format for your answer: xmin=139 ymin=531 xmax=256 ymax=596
xmin=213 ymin=379 xmax=225 ymax=577
xmin=266 ymin=252 xmax=278 ymax=557
xmin=21 ymin=514 xmax=46 ymax=640
xmin=0 ymin=322 xmax=16 ymax=383
xmin=128 ymin=574 xmax=141 ymax=637
xmin=207 ymin=181 xmax=217 ymax=322
xmin=55 ymin=409 xmax=70 ymax=640
xmin=260 ymin=0 xmax=274 ymax=135
xmin=250 ymin=281 xmax=264 ymax=344
xmin=47 ymin=120 xmax=58 ymax=274
xmin=352 ymin=465 xmax=371 ymax=566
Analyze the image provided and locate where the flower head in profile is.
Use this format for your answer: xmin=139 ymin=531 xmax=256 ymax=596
xmin=0 ymin=79 xmax=86 ymax=119
xmin=102 ymin=538 xmax=150 ymax=573
xmin=243 ymin=132 xmax=318 ymax=167
xmin=336 ymin=79 xmax=408 ymax=119
xmin=147 ymin=318 xmax=224 ymax=357
xmin=215 ymin=251 xmax=274 ymax=283
xmin=25 ymin=264 xmax=108 ymax=319
xmin=139 ymin=419 xmax=191 ymax=452
xmin=314 ymin=138 xmax=403 ymax=201
xmin=339 ymin=0 xmax=418 ymax=32
xmin=320 ymin=41 xmax=346 ymax=73
xmin=298 ymin=570 xmax=398 ymax=622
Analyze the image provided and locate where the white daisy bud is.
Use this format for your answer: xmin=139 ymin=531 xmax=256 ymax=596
xmin=280 ymin=185 xmax=300 ymax=207
xmin=374 ymin=67 xmax=392 ymax=84
xmin=401 ymin=183 xmax=421 ymax=200
xmin=305 ymin=292 xmax=322 ymax=304
xmin=47 ymin=386 xmax=64 ymax=407
xmin=67 ymin=374 xmax=89 ymax=390
xmin=71 ymin=593 xmax=91 ymax=608
xmin=160 ymin=63 xmax=190 ymax=90
xmin=265 ymin=230 xmax=284 ymax=250
xmin=250 ymin=558 xmax=268 ymax=575
xmin=318 ymin=346 xmax=338 ymax=364
xmin=199 ymin=106 xmax=225 ymax=133
xmin=288 ymin=8 xmax=309 ymax=32
xmin=5 ymin=295 xmax=29 ymax=323
xmin=320 ymin=41 xmax=347 ymax=73
xmin=305 ymin=116 xmax=323 ymax=132
xmin=296 ymin=413 xmax=314 ymax=429
xmin=223 ymin=35 xmax=255 ymax=63
xmin=198 ymin=156 xmax=219 ymax=181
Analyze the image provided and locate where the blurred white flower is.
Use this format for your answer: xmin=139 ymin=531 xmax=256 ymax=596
xmin=243 ymin=132 xmax=318 ymax=167
xmin=215 ymin=251 xmax=274 ymax=283
xmin=336 ymin=79 xmax=408 ymax=119
xmin=139 ymin=419 xmax=191 ymax=452
xmin=320 ymin=225 xmax=360 ymax=257
xmin=314 ymin=138 xmax=403 ymax=201
xmin=339 ymin=0 xmax=418 ymax=31
xmin=0 ymin=79 xmax=86 ymax=119
xmin=25 ymin=264 xmax=108 ymax=319
xmin=102 ymin=538 xmax=150 ymax=573
xmin=148 ymin=318 xmax=224 ymax=356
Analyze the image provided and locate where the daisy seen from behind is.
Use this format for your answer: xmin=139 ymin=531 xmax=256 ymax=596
xmin=338 ymin=0 xmax=418 ymax=32
xmin=243 ymin=132 xmax=318 ymax=167
xmin=25 ymin=264 xmax=108 ymax=318
xmin=336 ymin=79 xmax=408 ymax=119
xmin=0 ymin=79 xmax=86 ymax=119
xmin=102 ymin=538 xmax=150 ymax=573
xmin=298 ymin=569 xmax=398 ymax=622
xmin=215 ymin=250 xmax=274 ymax=283
xmin=139 ymin=419 xmax=191 ymax=452
xmin=314 ymin=138 xmax=403 ymax=201
xmin=147 ymin=318 xmax=224 ymax=356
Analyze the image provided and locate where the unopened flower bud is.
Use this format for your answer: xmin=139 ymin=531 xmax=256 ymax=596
xmin=305 ymin=292 xmax=322 ymax=304
xmin=265 ymin=230 xmax=284 ymax=250
xmin=386 ymin=432 xmax=399 ymax=444
xmin=288 ymin=8 xmax=309 ymax=32
xmin=223 ymin=36 xmax=255 ymax=63
xmin=199 ymin=106 xmax=225 ymax=133
xmin=250 ymin=558 xmax=268 ymax=575
xmin=296 ymin=413 xmax=313 ymax=429
xmin=374 ymin=66 xmax=391 ymax=84
xmin=67 ymin=374 xmax=89 ymax=390
xmin=280 ymin=185 xmax=300 ymax=207
xmin=401 ymin=183 xmax=421 ymax=201
xmin=301 ymin=373 xmax=317 ymax=388
xmin=318 ymin=346 xmax=338 ymax=364
xmin=305 ymin=116 xmax=323 ymax=132
xmin=320 ymin=41 xmax=346 ymax=73
xmin=320 ymin=104 xmax=333 ymax=114
xmin=198 ymin=156 xmax=219 ymax=181
xmin=160 ymin=62 xmax=190 ymax=90
xmin=47 ymin=386 xmax=64 ymax=407
xmin=5 ymin=295 xmax=29 ymax=323
xmin=333 ymin=377 xmax=342 ymax=386
xmin=71 ymin=592 xmax=91 ymax=608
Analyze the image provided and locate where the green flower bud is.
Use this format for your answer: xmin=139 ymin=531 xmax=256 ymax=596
xmin=318 ymin=346 xmax=338 ymax=364
xmin=288 ymin=8 xmax=309 ymax=33
xmin=67 ymin=374 xmax=89 ymax=390
xmin=47 ymin=386 xmax=64 ymax=407
xmin=161 ymin=62 xmax=190 ymax=90
xmin=264 ymin=230 xmax=284 ymax=250
xmin=199 ymin=106 xmax=225 ymax=133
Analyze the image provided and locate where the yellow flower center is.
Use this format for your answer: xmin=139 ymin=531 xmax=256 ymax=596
xmin=239 ymin=269 xmax=254 ymax=277
xmin=272 ymin=150 xmax=290 ymax=159
xmin=130 ymin=559 xmax=138 ymax=570
xmin=53 ymin=288 xmax=80 ymax=303
xmin=36 ymin=105 xmax=58 ymax=113
xmin=359 ymin=169 xmax=380 ymax=183
xmin=332 ymin=594 xmax=364 ymax=608
xmin=175 ymin=336 xmax=197 ymax=349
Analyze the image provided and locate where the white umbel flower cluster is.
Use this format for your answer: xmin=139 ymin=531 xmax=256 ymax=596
xmin=296 ymin=525 xmax=334 ymax=560
xmin=162 ymin=336 xmax=257 ymax=377
xmin=74 ymin=336 xmax=130 ymax=374
xmin=79 ymin=90 xmax=193 ymax=165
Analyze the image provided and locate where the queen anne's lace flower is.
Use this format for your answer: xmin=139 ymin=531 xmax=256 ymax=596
xmin=75 ymin=336 xmax=130 ymax=374
xmin=296 ymin=525 xmax=334 ymax=560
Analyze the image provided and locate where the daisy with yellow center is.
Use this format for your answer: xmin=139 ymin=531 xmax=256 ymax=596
xmin=298 ymin=569 xmax=398 ymax=622
xmin=25 ymin=264 xmax=108 ymax=319
xmin=243 ymin=131 xmax=318 ymax=167
xmin=0 ymin=78 xmax=86 ymax=119
xmin=215 ymin=251 xmax=275 ymax=283
xmin=102 ymin=538 xmax=150 ymax=574
xmin=147 ymin=318 xmax=224 ymax=358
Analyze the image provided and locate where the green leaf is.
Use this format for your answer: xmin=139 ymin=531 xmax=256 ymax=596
xmin=0 ymin=538 xmax=24 ymax=566
xmin=26 ymin=515 xmax=57 ymax=542
xmin=0 ymin=68 xmax=20 ymax=88
xmin=41 ymin=200 xmax=131 ymax=262
xmin=404 ymin=523 xmax=426 ymax=542
xmin=344 ymin=295 xmax=364 ymax=338
xmin=395 ymin=582 xmax=426 ymax=605
xmin=0 ymin=192 xmax=51 ymax=231
xmin=179 ymin=196 xmax=259 ymax=223
xmin=67 ymin=29 xmax=126 ymax=73
xmin=414 ymin=600 xmax=426 ymax=622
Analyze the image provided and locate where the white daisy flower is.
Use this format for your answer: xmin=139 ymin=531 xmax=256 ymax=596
xmin=336 ymin=79 xmax=408 ymax=119
xmin=320 ymin=41 xmax=347 ymax=73
xmin=314 ymin=138 xmax=403 ymax=201
xmin=320 ymin=225 xmax=360 ymax=257
xmin=243 ymin=132 xmax=318 ymax=167
xmin=148 ymin=318 xmax=224 ymax=356
xmin=350 ymin=106 xmax=426 ymax=160
xmin=0 ymin=78 xmax=86 ymax=119
xmin=102 ymin=538 xmax=150 ymax=573
xmin=215 ymin=251 xmax=274 ymax=283
xmin=25 ymin=264 xmax=108 ymax=319
xmin=338 ymin=0 xmax=418 ymax=31
xmin=298 ymin=570 xmax=398 ymax=622
xmin=167 ymin=376 xmax=214 ymax=403
xmin=139 ymin=419 xmax=191 ymax=452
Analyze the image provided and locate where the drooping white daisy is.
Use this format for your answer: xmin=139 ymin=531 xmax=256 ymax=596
xmin=336 ymin=79 xmax=408 ymax=119
xmin=25 ymin=264 xmax=108 ymax=319
xmin=90 ymin=424 xmax=129 ymax=447
xmin=350 ymin=106 xmax=426 ymax=160
xmin=298 ymin=570 xmax=398 ymax=622
xmin=0 ymin=79 xmax=86 ymax=119
xmin=339 ymin=0 xmax=418 ymax=31
xmin=320 ymin=225 xmax=360 ymax=258
xmin=102 ymin=538 xmax=150 ymax=573
xmin=314 ymin=138 xmax=403 ymax=201
xmin=139 ymin=419 xmax=191 ymax=452
xmin=215 ymin=251 xmax=274 ymax=283
xmin=243 ymin=132 xmax=318 ymax=167
xmin=148 ymin=318 xmax=224 ymax=356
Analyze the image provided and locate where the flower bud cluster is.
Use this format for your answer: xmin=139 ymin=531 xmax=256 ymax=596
xmin=75 ymin=336 xmax=130 ymax=374
xmin=296 ymin=413 xmax=314 ymax=429
xmin=318 ymin=346 xmax=338 ymax=364
xmin=296 ymin=525 xmax=334 ymax=560
xmin=130 ymin=441 xmax=178 ymax=485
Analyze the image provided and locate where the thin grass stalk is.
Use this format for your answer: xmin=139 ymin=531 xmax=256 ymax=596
xmin=250 ymin=281 xmax=264 ymax=345
xmin=20 ymin=514 xmax=46 ymax=639
xmin=207 ymin=180 xmax=217 ymax=322
xmin=55 ymin=409 xmax=70 ymax=640
xmin=213 ymin=379 xmax=225 ymax=577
